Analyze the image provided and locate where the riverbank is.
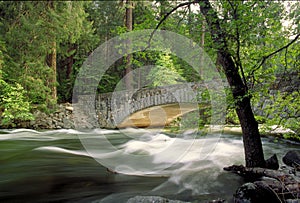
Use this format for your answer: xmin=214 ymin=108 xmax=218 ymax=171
xmin=1 ymin=103 xmax=75 ymax=129
xmin=164 ymin=124 xmax=299 ymax=143
xmin=1 ymin=103 xmax=298 ymax=143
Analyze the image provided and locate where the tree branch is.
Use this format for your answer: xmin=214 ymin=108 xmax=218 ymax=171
xmin=227 ymin=0 xmax=236 ymax=11
xmin=146 ymin=0 xmax=200 ymax=49
xmin=250 ymin=33 xmax=300 ymax=77
xmin=231 ymin=1 xmax=248 ymax=90
xmin=176 ymin=7 xmax=189 ymax=29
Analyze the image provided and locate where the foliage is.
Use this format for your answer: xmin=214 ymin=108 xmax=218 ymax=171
xmin=0 ymin=38 xmax=33 ymax=126
xmin=0 ymin=0 xmax=299 ymax=136
xmin=203 ymin=1 xmax=300 ymax=140
xmin=249 ymin=38 xmax=300 ymax=139
xmin=0 ymin=76 xmax=33 ymax=126
xmin=0 ymin=1 xmax=96 ymax=107
xmin=147 ymin=52 xmax=184 ymax=87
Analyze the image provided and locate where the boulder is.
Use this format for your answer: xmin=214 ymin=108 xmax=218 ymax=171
xmin=65 ymin=106 xmax=73 ymax=111
xmin=234 ymin=182 xmax=281 ymax=203
xmin=283 ymin=150 xmax=300 ymax=169
xmin=225 ymin=164 xmax=300 ymax=202
xmin=126 ymin=196 xmax=190 ymax=203
xmin=265 ymin=154 xmax=279 ymax=170
xmin=63 ymin=117 xmax=74 ymax=129
xmin=208 ymin=199 xmax=226 ymax=203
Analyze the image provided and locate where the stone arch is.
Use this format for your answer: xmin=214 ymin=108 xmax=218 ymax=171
xmin=91 ymin=83 xmax=208 ymax=128
xmin=117 ymin=103 xmax=198 ymax=128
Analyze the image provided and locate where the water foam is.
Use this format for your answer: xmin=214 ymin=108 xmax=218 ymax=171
xmin=33 ymin=146 xmax=90 ymax=157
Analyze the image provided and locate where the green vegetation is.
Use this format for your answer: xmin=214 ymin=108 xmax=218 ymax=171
xmin=0 ymin=78 xmax=33 ymax=126
xmin=147 ymin=52 xmax=184 ymax=87
xmin=0 ymin=1 xmax=299 ymax=145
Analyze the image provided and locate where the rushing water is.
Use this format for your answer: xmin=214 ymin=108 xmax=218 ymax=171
xmin=0 ymin=128 xmax=299 ymax=203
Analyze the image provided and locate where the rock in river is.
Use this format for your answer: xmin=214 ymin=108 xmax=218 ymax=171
xmin=234 ymin=182 xmax=281 ymax=203
xmin=126 ymin=196 xmax=190 ymax=203
xmin=283 ymin=150 xmax=300 ymax=169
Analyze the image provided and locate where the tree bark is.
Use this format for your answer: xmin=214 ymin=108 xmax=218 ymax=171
xmin=46 ymin=41 xmax=57 ymax=104
xmin=66 ymin=55 xmax=73 ymax=80
xmin=125 ymin=0 xmax=133 ymax=90
xmin=199 ymin=0 xmax=265 ymax=167
xmin=46 ymin=1 xmax=57 ymax=105
xmin=200 ymin=18 xmax=205 ymax=77
xmin=66 ymin=46 xmax=76 ymax=80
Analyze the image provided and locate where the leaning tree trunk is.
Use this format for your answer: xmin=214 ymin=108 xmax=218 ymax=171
xmin=199 ymin=0 xmax=265 ymax=167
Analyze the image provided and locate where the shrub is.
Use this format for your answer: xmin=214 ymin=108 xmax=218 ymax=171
xmin=0 ymin=78 xmax=34 ymax=127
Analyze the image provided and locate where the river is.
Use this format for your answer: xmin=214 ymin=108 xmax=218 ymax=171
xmin=0 ymin=128 xmax=299 ymax=203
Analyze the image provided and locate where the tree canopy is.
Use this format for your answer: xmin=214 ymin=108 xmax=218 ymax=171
xmin=0 ymin=0 xmax=299 ymax=147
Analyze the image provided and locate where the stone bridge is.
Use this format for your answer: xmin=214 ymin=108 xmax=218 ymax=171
xmin=74 ymin=83 xmax=211 ymax=129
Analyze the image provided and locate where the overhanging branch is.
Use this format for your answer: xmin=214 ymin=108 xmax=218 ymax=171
xmin=251 ymin=33 xmax=300 ymax=76
xmin=146 ymin=0 xmax=200 ymax=49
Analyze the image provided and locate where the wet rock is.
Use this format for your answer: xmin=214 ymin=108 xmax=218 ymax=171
xmin=283 ymin=150 xmax=300 ymax=169
xmin=208 ymin=199 xmax=226 ymax=203
xmin=65 ymin=106 xmax=73 ymax=111
xmin=19 ymin=103 xmax=76 ymax=129
xmin=27 ymin=104 xmax=74 ymax=129
xmin=286 ymin=199 xmax=300 ymax=203
xmin=265 ymin=154 xmax=279 ymax=170
xmin=63 ymin=117 xmax=74 ymax=129
xmin=58 ymin=112 xmax=64 ymax=119
xmin=234 ymin=182 xmax=281 ymax=203
xmin=126 ymin=196 xmax=190 ymax=203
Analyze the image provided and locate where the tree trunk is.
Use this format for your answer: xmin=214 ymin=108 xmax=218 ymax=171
xmin=66 ymin=46 xmax=75 ymax=80
xmin=200 ymin=18 xmax=205 ymax=77
xmin=125 ymin=0 xmax=133 ymax=90
xmin=46 ymin=41 xmax=57 ymax=104
xmin=46 ymin=1 xmax=57 ymax=105
xmin=66 ymin=55 xmax=73 ymax=80
xmin=199 ymin=0 xmax=265 ymax=167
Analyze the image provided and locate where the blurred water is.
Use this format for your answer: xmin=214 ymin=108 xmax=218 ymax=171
xmin=0 ymin=128 xmax=298 ymax=203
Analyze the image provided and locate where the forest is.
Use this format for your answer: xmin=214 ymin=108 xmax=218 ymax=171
xmin=0 ymin=1 xmax=299 ymax=137
xmin=0 ymin=1 xmax=300 ymax=202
